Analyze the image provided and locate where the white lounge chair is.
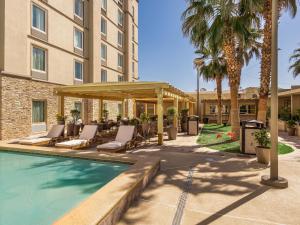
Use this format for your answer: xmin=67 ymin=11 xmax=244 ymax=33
xmin=19 ymin=125 xmax=65 ymax=146
xmin=55 ymin=125 xmax=98 ymax=149
xmin=97 ymin=125 xmax=135 ymax=152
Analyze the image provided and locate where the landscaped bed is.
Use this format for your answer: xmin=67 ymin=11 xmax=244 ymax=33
xmin=197 ymin=124 xmax=294 ymax=154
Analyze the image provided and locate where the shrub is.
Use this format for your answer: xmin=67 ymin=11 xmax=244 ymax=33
xmin=254 ymin=129 xmax=270 ymax=148
xmin=287 ymin=120 xmax=297 ymax=128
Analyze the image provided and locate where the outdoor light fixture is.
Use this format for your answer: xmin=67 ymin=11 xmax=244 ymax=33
xmin=261 ymin=0 xmax=288 ymax=188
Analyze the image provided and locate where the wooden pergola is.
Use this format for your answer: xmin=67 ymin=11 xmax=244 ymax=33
xmin=54 ymin=82 xmax=195 ymax=145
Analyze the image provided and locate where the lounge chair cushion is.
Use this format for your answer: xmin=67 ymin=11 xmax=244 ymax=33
xmin=46 ymin=125 xmax=65 ymax=138
xmin=56 ymin=139 xmax=87 ymax=148
xmin=79 ymin=125 xmax=98 ymax=140
xmin=19 ymin=138 xmax=52 ymax=145
xmin=97 ymin=141 xmax=124 ymax=150
xmin=115 ymin=125 xmax=135 ymax=144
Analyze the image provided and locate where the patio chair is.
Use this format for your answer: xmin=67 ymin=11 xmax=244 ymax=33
xmin=19 ymin=125 xmax=65 ymax=146
xmin=97 ymin=125 xmax=135 ymax=153
xmin=55 ymin=125 xmax=98 ymax=149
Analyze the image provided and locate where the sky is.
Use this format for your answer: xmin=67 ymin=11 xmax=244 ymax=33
xmin=138 ymin=0 xmax=300 ymax=92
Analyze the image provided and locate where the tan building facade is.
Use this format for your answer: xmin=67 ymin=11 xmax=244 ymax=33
xmin=188 ymin=87 xmax=259 ymax=123
xmin=0 ymin=0 xmax=138 ymax=140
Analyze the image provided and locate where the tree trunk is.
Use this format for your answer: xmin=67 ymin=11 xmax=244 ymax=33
xmin=216 ymin=76 xmax=223 ymax=125
xmin=258 ymin=0 xmax=272 ymax=124
xmin=223 ymin=32 xmax=241 ymax=138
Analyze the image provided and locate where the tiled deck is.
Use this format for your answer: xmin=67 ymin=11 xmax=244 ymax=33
xmin=117 ymin=133 xmax=300 ymax=225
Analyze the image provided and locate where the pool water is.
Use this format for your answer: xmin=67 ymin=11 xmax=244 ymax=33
xmin=0 ymin=150 xmax=129 ymax=225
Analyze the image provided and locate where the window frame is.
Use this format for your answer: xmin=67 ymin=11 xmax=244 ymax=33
xmin=101 ymin=17 xmax=107 ymax=36
xmin=74 ymin=28 xmax=84 ymax=50
xmin=101 ymin=0 xmax=107 ymax=11
xmin=32 ymin=4 xmax=46 ymax=33
xmin=74 ymin=0 xmax=84 ymax=20
xmin=101 ymin=69 xmax=107 ymax=82
xmin=32 ymin=46 xmax=47 ymax=73
xmin=118 ymin=53 xmax=124 ymax=69
xmin=118 ymin=10 xmax=124 ymax=27
xmin=74 ymin=60 xmax=83 ymax=81
xmin=101 ymin=44 xmax=107 ymax=61
xmin=32 ymin=100 xmax=46 ymax=124
xmin=117 ymin=31 xmax=123 ymax=47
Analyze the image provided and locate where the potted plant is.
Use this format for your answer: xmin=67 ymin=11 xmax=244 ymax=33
xmin=103 ymin=109 xmax=109 ymax=121
xmin=180 ymin=108 xmax=189 ymax=132
xmin=117 ymin=114 xmax=122 ymax=122
xmin=287 ymin=119 xmax=297 ymax=136
xmin=67 ymin=109 xmax=81 ymax=136
xmin=254 ymin=129 xmax=270 ymax=165
xmin=140 ymin=112 xmax=150 ymax=137
xmin=167 ymin=107 xmax=177 ymax=140
xmin=56 ymin=114 xmax=67 ymax=125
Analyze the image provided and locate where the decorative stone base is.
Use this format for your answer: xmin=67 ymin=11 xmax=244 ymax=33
xmin=261 ymin=175 xmax=288 ymax=189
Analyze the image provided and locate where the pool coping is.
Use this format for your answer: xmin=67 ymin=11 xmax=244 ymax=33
xmin=0 ymin=141 xmax=160 ymax=225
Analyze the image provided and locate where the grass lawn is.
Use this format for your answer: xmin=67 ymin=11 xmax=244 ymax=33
xmin=197 ymin=124 xmax=294 ymax=155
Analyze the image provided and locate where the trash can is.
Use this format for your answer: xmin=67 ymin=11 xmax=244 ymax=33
xmin=187 ymin=116 xmax=199 ymax=136
xmin=240 ymin=120 xmax=264 ymax=154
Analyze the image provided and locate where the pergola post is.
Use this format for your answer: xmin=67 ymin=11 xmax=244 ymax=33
xmin=133 ymin=99 xmax=137 ymax=118
xmin=156 ymin=88 xmax=164 ymax=145
xmin=173 ymin=97 xmax=179 ymax=130
xmin=186 ymin=100 xmax=190 ymax=115
xmin=58 ymin=95 xmax=65 ymax=116
xmin=98 ymin=99 xmax=103 ymax=121
xmin=144 ymin=103 xmax=148 ymax=115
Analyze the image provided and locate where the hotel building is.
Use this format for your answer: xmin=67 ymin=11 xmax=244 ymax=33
xmin=0 ymin=0 xmax=139 ymax=140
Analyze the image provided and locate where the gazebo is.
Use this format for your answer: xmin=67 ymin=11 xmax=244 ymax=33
xmin=54 ymin=82 xmax=196 ymax=145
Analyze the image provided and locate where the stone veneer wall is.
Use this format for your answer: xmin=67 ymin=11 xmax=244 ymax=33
xmin=0 ymin=75 xmax=134 ymax=140
xmin=0 ymin=75 xmax=81 ymax=140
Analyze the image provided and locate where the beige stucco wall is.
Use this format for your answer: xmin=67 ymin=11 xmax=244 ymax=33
xmin=0 ymin=0 xmax=4 ymax=71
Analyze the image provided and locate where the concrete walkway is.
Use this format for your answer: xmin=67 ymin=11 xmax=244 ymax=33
xmin=117 ymin=134 xmax=300 ymax=225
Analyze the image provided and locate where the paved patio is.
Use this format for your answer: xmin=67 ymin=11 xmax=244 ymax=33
xmin=117 ymin=133 xmax=300 ymax=225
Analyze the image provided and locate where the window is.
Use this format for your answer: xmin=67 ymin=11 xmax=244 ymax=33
xmin=101 ymin=18 xmax=107 ymax=35
xmin=132 ymin=62 xmax=135 ymax=75
xmin=118 ymin=75 xmax=124 ymax=82
xmin=118 ymin=10 xmax=124 ymax=26
xmin=32 ymin=101 xmax=45 ymax=123
xmin=74 ymin=102 xmax=82 ymax=117
xmin=222 ymin=105 xmax=230 ymax=114
xmin=32 ymin=47 xmax=46 ymax=72
xmin=101 ymin=69 xmax=107 ymax=82
xmin=239 ymin=104 xmax=256 ymax=114
xmin=118 ymin=103 xmax=122 ymax=115
xmin=101 ymin=44 xmax=107 ymax=61
xmin=132 ymin=24 xmax=135 ymax=41
xmin=74 ymin=0 xmax=83 ymax=19
xmin=101 ymin=0 xmax=107 ymax=11
xmin=74 ymin=28 xmax=83 ymax=50
xmin=32 ymin=5 xmax=46 ymax=32
xmin=118 ymin=53 xmax=124 ymax=68
xmin=132 ymin=44 xmax=135 ymax=57
xmin=209 ymin=105 xmax=216 ymax=114
xmin=74 ymin=61 xmax=83 ymax=80
xmin=132 ymin=6 xmax=135 ymax=20
xmin=118 ymin=0 xmax=123 ymax=5
xmin=118 ymin=31 xmax=123 ymax=47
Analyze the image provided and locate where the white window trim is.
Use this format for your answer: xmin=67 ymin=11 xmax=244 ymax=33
xmin=118 ymin=32 xmax=123 ymax=48
xmin=101 ymin=18 xmax=107 ymax=36
xmin=74 ymin=0 xmax=83 ymax=20
xmin=101 ymin=0 xmax=107 ymax=11
xmin=74 ymin=61 xmax=83 ymax=81
xmin=118 ymin=10 xmax=124 ymax=27
xmin=101 ymin=44 xmax=107 ymax=61
xmin=74 ymin=28 xmax=83 ymax=50
xmin=32 ymin=46 xmax=47 ymax=73
xmin=32 ymin=4 xmax=46 ymax=33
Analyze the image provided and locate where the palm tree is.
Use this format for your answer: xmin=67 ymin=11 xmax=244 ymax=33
xmin=194 ymin=47 xmax=227 ymax=124
xmin=257 ymin=0 xmax=297 ymax=123
xmin=289 ymin=48 xmax=300 ymax=77
xmin=182 ymin=0 xmax=261 ymax=137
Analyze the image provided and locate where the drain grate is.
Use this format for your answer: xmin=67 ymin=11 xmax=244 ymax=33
xmin=172 ymin=168 xmax=194 ymax=225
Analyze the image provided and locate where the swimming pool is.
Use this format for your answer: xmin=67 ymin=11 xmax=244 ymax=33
xmin=0 ymin=150 xmax=129 ymax=225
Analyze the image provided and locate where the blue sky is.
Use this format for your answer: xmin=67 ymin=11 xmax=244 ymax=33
xmin=138 ymin=0 xmax=300 ymax=92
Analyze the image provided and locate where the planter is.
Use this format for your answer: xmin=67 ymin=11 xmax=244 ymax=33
xmin=67 ymin=124 xmax=74 ymax=136
xmin=278 ymin=120 xmax=287 ymax=131
xmin=181 ymin=122 xmax=187 ymax=132
xmin=74 ymin=124 xmax=81 ymax=136
xmin=255 ymin=146 xmax=270 ymax=165
xmin=287 ymin=127 xmax=296 ymax=136
xmin=167 ymin=126 xmax=177 ymax=140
